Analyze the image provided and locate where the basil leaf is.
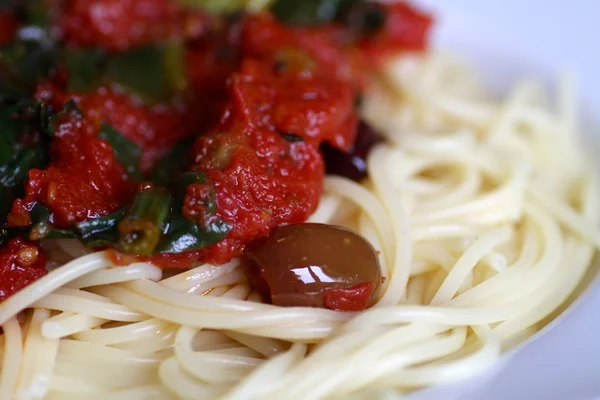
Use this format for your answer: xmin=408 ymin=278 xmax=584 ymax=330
xmin=157 ymin=214 xmax=231 ymax=254
xmin=64 ymin=48 xmax=106 ymax=93
xmin=0 ymin=102 xmax=25 ymax=167
xmin=163 ymin=42 xmax=188 ymax=93
xmin=28 ymin=203 xmax=77 ymax=240
xmin=76 ymin=208 xmax=125 ymax=241
xmin=98 ymin=122 xmax=142 ymax=180
xmin=60 ymin=43 xmax=187 ymax=101
xmin=0 ymin=100 xmax=51 ymax=222
xmin=0 ymin=26 xmax=57 ymax=97
xmin=155 ymin=171 xmax=231 ymax=254
xmin=0 ymin=146 xmax=45 ymax=188
xmin=271 ymin=0 xmax=358 ymax=26
xmin=47 ymin=99 xmax=82 ymax=136
xmin=151 ymin=137 xmax=195 ymax=187
xmin=173 ymin=171 xmax=209 ymax=212
xmin=107 ymin=46 xmax=171 ymax=102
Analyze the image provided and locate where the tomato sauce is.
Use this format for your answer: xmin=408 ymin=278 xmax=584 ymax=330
xmin=0 ymin=238 xmax=47 ymax=301
xmin=36 ymin=83 xmax=205 ymax=173
xmin=8 ymin=105 xmax=133 ymax=228
xmin=57 ymin=0 xmax=208 ymax=51
xmin=1 ymin=1 xmax=433 ymax=307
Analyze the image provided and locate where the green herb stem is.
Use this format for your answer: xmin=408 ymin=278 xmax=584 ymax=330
xmin=118 ymin=188 xmax=171 ymax=256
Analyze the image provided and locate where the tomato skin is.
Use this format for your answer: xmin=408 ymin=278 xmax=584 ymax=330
xmin=359 ymin=2 xmax=433 ymax=60
xmin=0 ymin=237 xmax=47 ymax=301
xmin=181 ymin=54 xmax=337 ymax=264
xmin=230 ymin=59 xmax=358 ymax=151
xmin=57 ymin=0 xmax=208 ymax=51
xmin=323 ymin=282 xmax=376 ymax=312
xmin=183 ymin=126 xmax=324 ymax=265
xmin=242 ymin=14 xmax=368 ymax=87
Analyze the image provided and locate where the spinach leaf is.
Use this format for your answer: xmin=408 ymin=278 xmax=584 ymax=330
xmin=172 ymin=171 xmax=213 ymax=212
xmin=76 ymin=208 xmax=126 ymax=248
xmin=158 ymin=171 xmax=231 ymax=254
xmin=26 ymin=203 xmax=128 ymax=245
xmin=157 ymin=215 xmax=231 ymax=254
xmin=28 ymin=203 xmax=77 ymax=240
xmin=163 ymin=42 xmax=188 ymax=93
xmin=47 ymin=99 xmax=82 ymax=136
xmin=107 ymin=45 xmax=178 ymax=103
xmin=61 ymin=43 xmax=187 ymax=103
xmin=98 ymin=122 xmax=142 ymax=180
xmin=271 ymin=0 xmax=358 ymax=26
xmin=0 ymin=100 xmax=51 ymax=222
xmin=0 ymin=26 xmax=57 ymax=98
xmin=64 ymin=48 xmax=106 ymax=93
xmin=151 ymin=137 xmax=195 ymax=187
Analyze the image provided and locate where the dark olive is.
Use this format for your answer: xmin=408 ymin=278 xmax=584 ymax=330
xmin=321 ymin=120 xmax=383 ymax=182
xmin=338 ymin=2 xmax=387 ymax=36
xmin=243 ymin=223 xmax=382 ymax=311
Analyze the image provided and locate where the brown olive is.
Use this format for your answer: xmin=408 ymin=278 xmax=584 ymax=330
xmin=321 ymin=120 xmax=384 ymax=182
xmin=243 ymin=223 xmax=382 ymax=311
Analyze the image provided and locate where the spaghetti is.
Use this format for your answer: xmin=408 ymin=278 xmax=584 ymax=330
xmin=0 ymin=52 xmax=598 ymax=399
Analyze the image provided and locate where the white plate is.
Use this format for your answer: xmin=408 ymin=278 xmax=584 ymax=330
xmin=403 ymin=1 xmax=600 ymax=399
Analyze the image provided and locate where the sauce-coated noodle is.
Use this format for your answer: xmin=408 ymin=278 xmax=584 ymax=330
xmin=1 ymin=53 xmax=599 ymax=399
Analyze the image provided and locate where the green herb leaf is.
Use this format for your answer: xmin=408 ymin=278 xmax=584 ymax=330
xmin=0 ymin=27 xmax=57 ymax=97
xmin=47 ymin=99 xmax=82 ymax=136
xmin=76 ymin=208 xmax=126 ymax=248
xmin=60 ymin=43 xmax=187 ymax=102
xmin=151 ymin=137 xmax=195 ymax=187
xmin=174 ymin=171 xmax=209 ymax=212
xmin=157 ymin=214 xmax=231 ymax=254
xmin=163 ymin=42 xmax=188 ymax=93
xmin=0 ymin=99 xmax=51 ymax=222
xmin=64 ymin=48 xmax=106 ymax=93
xmin=98 ymin=122 xmax=142 ymax=180
xmin=156 ymin=171 xmax=231 ymax=254
xmin=28 ymin=203 xmax=77 ymax=240
xmin=271 ymin=0 xmax=359 ymax=26
xmin=107 ymin=45 xmax=174 ymax=103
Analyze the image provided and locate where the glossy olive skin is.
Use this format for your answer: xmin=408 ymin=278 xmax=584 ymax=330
xmin=321 ymin=120 xmax=383 ymax=182
xmin=243 ymin=223 xmax=382 ymax=311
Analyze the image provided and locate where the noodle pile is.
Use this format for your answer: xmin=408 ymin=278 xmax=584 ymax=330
xmin=1 ymin=53 xmax=598 ymax=400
